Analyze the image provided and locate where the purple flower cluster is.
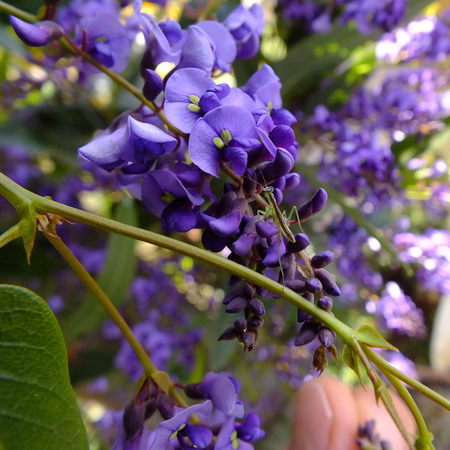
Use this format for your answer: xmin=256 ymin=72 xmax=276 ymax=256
xmin=10 ymin=0 xmax=138 ymax=78
xmin=376 ymin=9 xmax=450 ymax=62
xmin=69 ymin=1 xmax=342 ymax=365
xmin=278 ymin=0 xmax=408 ymax=34
xmin=106 ymin=372 xmax=264 ymax=449
xmin=394 ymin=229 xmax=450 ymax=294
xmin=366 ymin=282 xmax=425 ymax=337
xmin=311 ymin=63 xmax=450 ymax=204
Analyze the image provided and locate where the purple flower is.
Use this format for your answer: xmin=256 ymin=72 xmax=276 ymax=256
xmin=223 ymin=4 xmax=264 ymax=59
xmin=196 ymin=21 xmax=237 ymax=72
xmin=141 ymin=169 xmax=204 ymax=233
xmin=189 ymin=105 xmax=259 ymax=177
xmin=148 ymin=401 xmax=213 ymax=449
xmin=9 ymin=16 xmax=64 ymax=47
xmin=164 ymin=68 xmax=230 ymax=133
xmin=79 ymin=114 xmax=178 ymax=170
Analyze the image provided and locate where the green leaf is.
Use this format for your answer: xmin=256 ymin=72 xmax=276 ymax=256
xmin=63 ymin=198 xmax=138 ymax=341
xmin=0 ymin=285 xmax=88 ymax=449
xmin=342 ymin=344 xmax=363 ymax=384
xmin=356 ymin=325 xmax=398 ymax=351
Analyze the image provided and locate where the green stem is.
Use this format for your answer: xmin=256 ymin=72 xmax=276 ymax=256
xmin=364 ymin=347 xmax=450 ymax=410
xmin=352 ymin=340 xmax=414 ymax=449
xmin=0 ymin=0 xmax=35 ymax=22
xmin=42 ymin=223 xmax=158 ymax=377
xmin=383 ymin=370 xmax=435 ymax=450
xmin=1 ymin=171 xmax=449 ymax=414
xmin=0 ymin=1 xmax=186 ymax=138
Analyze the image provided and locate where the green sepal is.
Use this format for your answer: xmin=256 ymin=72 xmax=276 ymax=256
xmin=153 ymin=370 xmax=171 ymax=394
xmin=355 ymin=325 xmax=398 ymax=351
xmin=342 ymin=344 xmax=363 ymax=384
xmin=17 ymin=201 xmax=37 ymax=263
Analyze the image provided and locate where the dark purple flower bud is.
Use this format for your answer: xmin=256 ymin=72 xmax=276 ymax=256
xmin=157 ymin=394 xmax=176 ymax=420
xmin=248 ymin=316 xmax=264 ymax=328
xmin=179 ymin=424 xmax=213 ymax=448
xmin=285 ymin=279 xmax=306 ymax=292
xmin=242 ymin=331 xmax=255 ymax=350
xmin=145 ymin=400 xmax=157 ymax=419
xmin=123 ymin=401 xmax=145 ymax=439
xmin=249 ymin=298 xmax=265 ymax=316
xmin=295 ymin=321 xmax=318 ymax=346
xmin=314 ymin=269 xmax=341 ymax=296
xmin=286 ymin=233 xmax=310 ymax=253
xmin=305 ymin=278 xmax=322 ymax=293
xmin=311 ymin=250 xmax=334 ymax=269
xmin=297 ymin=308 xmax=311 ymax=323
xmin=218 ymin=326 xmax=237 ymax=341
xmin=255 ymin=219 xmax=278 ymax=238
xmin=10 ymin=16 xmax=63 ymax=47
xmin=143 ymin=69 xmax=163 ymax=101
xmin=318 ymin=327 xmax=336 ymax=347
xmin=232 ymin=232 xmax=257 ymax=256
xmin=313 ymin=345 xmax=328 ymax=374
xmin=233 ymin=318 xmax=247 ymax=332
xmin=226 ymin=296 xmax=248 ymax=313
xmin=297 ymin=188 xmax=328 ymax=222
xmin=184 ymin=383 xmax=205 ymax=399
xmin=318 ymin=296 xmax=333 ymax=312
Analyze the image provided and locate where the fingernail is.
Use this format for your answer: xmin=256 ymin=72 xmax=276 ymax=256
xmin=291 ymin=380 xmax=333 ymax=450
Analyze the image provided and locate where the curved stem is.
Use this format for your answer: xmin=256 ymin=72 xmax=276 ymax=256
xmin=1 ymin=174 xmax=449 ymax=413
xmin=364 ymin=347 xmax=450 ymax=410
xmin=352 ymin=340 xmax=414 ymax=449
xmin=0 ymin=1 xmax=35 ymax=22
xmin=384 ymin=370 xmax=435 ymax=450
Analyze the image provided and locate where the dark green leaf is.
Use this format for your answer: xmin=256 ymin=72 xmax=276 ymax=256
xmin=63 ymin=198 xmax=138 ymax=341
xmin=0 ymin=285 xmax=88 ymax=449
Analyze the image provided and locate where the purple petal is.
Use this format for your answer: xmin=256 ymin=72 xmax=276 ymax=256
xmin=225 ymin=147 xmax=248 ymax=175
xmin=178 ymin=26 xmax=214 ymax=72
xmin=10 ymin=16 xmax=63 ymax=47
xmin=210 ymin=210 xmax=241 ymax=236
